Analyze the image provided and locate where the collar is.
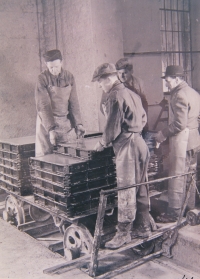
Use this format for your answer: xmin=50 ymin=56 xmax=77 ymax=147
xmin=170 ymin=81 xmax=188 ymax=94
xmin=109 ymin=80 xmax=124 ymax=93
xmin=48 ymin=68 xmax=65 ymax=80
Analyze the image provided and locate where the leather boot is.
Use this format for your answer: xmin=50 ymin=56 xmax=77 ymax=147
xmin=105 ymin=222 xmax=132 ymax=249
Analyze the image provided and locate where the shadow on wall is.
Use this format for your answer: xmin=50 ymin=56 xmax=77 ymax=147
xmin=0 ymin=56 xmax=36 ymax=139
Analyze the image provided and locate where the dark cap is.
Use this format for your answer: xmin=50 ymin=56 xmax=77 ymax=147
xmin=43 ymin=49 xmax=62 ymax=62
xmin=92 ymin=63 xmax=117 ymax=82
xmin=161 ymin=65 xmax=185 ymax=79
xmin=115 ymin=58 xmax=132 ymax=70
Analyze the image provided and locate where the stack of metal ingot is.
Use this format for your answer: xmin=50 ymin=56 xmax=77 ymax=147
xmin=30 ymin=137 xmax=117 ymax=217
xmin=144 ymin=131 xmax=164 ymax=191
xmin=0 ymin=136 xmax=35 ymax=195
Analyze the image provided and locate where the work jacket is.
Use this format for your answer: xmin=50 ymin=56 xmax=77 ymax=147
xmin=162 ymin=81 xmax=200 ymax=151
xmin=35 ymin=68 xmax=82 ymax=133
xmin=102 ymin=81 xmax=147 ymax=146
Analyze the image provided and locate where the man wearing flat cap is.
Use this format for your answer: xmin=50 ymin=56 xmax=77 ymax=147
xmin=155 ymin=65 xmax=200 ymax=223
xmin=92 ymin=63 xmax=151 ymax=249
xmin=35 ymin=49 xmax=85 ymax=156
xmin=100 ymin=58 xmax=148 ymax=137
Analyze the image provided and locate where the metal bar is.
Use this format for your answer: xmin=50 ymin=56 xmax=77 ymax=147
xmin=160 ymin=8 xmax=189 ymax=12
xmin=124 ymin=50 xmax=200 ymax=57
xmin=188 ymin=0 xmax=193 ymax=86
xmin=177 ymin=4 xmax=180 ymax=64
xmin=100 ymin=172 xmax=196 ymax=195
xmin=89 ymin=193 xmax=108 ymax=277
xmin=95 ymin=250 xmax=163 ymax=279
xmin=53 ymin=0 xmax=58 ymax=49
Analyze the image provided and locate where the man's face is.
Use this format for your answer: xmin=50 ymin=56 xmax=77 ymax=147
xmin=97 ymin=77 xmax=112 ymax=93
xmin=165 ymin=76 xmax=178 ymax=91
xmin=46 ymin=59 xmax=62 ymax=76
xmin=117 ymin=69 xmax=132 ymax=83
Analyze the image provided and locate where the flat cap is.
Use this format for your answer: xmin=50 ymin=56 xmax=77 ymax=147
xmin=92 ymin=63 xmax=117 ymax=82
xmin=161 ymin=65 xmax=185 ymax=78
xmin=115 ymin=58 xmax=132 ymax=70
xmin=43 ymin=49 xmax=62 ymax=62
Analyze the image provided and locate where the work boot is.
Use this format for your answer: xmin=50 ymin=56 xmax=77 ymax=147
xmin=156 ymin=212 xmax=178 ymax=223
xmin=105 ymin=222 xmax=132 ymax=249
xmin=131 ymin=223 xmax=152 ymax=239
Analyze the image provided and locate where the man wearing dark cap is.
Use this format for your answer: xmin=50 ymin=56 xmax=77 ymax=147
xmin=155 ymin=65 xmax=200 ymax=222
xmin=35 ymin=49 xmax=85 ymax=156
xmin=115 ymin=58 xmax=148 ymax=136
xmin=100 ymin=58 xmax=148 ymax=136
xmin=92 ymin=63 xmax=151 ymax=249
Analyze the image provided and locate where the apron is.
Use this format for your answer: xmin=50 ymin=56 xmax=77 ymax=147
xmin=113 ymin=132 xmax=150 ymax=223
xmin=36 ymin=85 xmax=76 ymax=157
xmin=168 ymin=128 xmax=189 ymax=210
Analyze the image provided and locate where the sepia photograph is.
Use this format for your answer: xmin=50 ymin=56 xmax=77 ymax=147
xmin=0 ymin=0 xmax=200 ymax=278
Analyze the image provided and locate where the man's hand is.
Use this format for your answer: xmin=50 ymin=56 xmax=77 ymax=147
xmin=49 ymin=130 xmax=57 ymax=146
xmin=155 ymin=131 xmax=166 ymax=144
xmin=75 ymin=124 xmax=86 ymax=138
xmin=94 ymin=141 xmax=104 ymax=152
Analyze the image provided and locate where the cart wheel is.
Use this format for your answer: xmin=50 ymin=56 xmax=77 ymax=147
xmin=64 ymin=248 xmax=80 ymax=261
xmin=3 ymin=210 xmax=10 ymax=222
xmin=4 ymin=195 xmax=25 ymax=226
xmin=132 ymin=241 xmax=155 ymax=256
xmin=29 ymin=205 xmax=51 ymax=222
xmin=63 ymin=224 xmax=93 ymax=260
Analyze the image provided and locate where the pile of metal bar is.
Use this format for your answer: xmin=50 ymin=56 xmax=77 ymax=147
xmin=0 ymin=136 xmax=35 ymax=195
xmin=30 ymin=139 xmax=117 ymax=217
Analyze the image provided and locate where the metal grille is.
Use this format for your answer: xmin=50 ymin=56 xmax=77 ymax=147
xmin=160 ymin=0 xmax=192 ymax=87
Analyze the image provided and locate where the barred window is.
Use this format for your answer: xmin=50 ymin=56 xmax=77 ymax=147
xmin=160 ymin=0 xmax=192 ymax=91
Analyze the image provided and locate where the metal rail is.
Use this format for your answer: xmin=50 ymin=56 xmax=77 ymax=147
xmin=89 ymin=171 xmax=196 ymax=277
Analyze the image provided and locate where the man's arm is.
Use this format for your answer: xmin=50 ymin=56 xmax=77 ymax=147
xmin=35 ymin=74 xmax=56 ymax=132
xmin=162 ymin=91 xmax=188 ymax=138
xmin=102 ymin=95 xmax=122 ymax=146
xmin=68 ymin=74 xmax=82 ymax=128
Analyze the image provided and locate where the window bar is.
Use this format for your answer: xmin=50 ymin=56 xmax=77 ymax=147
xmin=170 ymin=0 xmax=174 ymax=64
xmin=177 ymin=0 xmax=181 ymax=65
xmin=188 ymin=0 xmax=193 ymax=86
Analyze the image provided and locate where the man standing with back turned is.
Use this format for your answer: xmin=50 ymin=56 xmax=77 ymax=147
xmin=155 ymin=65 xmax=200 ymax=222
xmin=92 ymin=63 xmax=151 ymax=249
xmin=35 ymin=49 xmax=85 ymax=157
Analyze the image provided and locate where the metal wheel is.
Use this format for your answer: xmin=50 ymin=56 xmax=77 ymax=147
xmin=29 ymin=205 xmax=51 ymax=222
xmin=132 ymin=241 xmax=155 ymax=256
xmin=63 ymin=224 xmax=93 ymax=260
xmin=4 ymin=195 xmax=25 ymax=226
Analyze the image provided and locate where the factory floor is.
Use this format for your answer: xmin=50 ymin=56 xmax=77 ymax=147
xmin=0 ymin=216 xmax=200 ymax=279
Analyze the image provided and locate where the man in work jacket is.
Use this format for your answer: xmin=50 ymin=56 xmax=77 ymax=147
xmin=35 ymin=49 xmax=85 ymax=157
xmin=155 ymin=65 xmax=200 ymax=222
xmin=92 ymin=63 xmax=151 ymax=249
xmin=100 ymin=58 xmax=148 ymax=137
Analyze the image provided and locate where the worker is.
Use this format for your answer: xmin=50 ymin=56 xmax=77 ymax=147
xmin=35 ymin=49 xmax=85 ymax=157
xmin=92 ymin=63 xmax=151 ymax=249
xmin=100 ymin=58 xmax=148 ymax=137
xmin=155 ymin=65 xmax=200 ymax=223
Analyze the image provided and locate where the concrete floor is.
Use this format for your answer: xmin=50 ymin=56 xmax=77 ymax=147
xmin=0 ymin=217 xmax=200 ymax=279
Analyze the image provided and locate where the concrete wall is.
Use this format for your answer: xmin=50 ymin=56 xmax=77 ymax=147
xmin=0 ymin=0 xmax=123 ymax=138
xmin=0 ymin=0 xmax=39 ymax=138
xmin=0 ymin=0 xmax=199 ymax=138
xmin=120 ymin=0 xmax=163 ymax=130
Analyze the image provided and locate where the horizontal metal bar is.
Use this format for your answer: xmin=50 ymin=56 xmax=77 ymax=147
xmin=160 ymin=8 xmax=189 ymax=12
xmin=125 ymin=51 xmax=200 ymax=56
xmin=95 ymin=250 xmax=163 ymax=279
xmin=100 ymin=171 xmax=196 ymax=195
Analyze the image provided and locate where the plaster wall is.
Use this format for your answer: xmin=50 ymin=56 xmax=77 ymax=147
xmin=121 ymin=0 xmax=163 ymax=130
xmin=0 ymin=0 xmax=39 ymax=138
xmin=0 ymin=0 xmax=123 ymax=138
